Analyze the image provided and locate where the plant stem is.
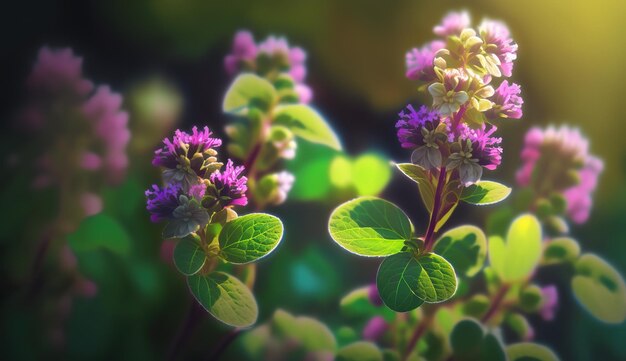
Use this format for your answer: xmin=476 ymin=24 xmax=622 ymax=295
xmin=481 ymin=283 xmax=511 ymax=323
xmin=207 ymin=329 xmax=242 ymax=361
xmin=166 ymin=300 xmax=203 ymax=361
xmin=403 ymin=312 xmax=434 ymax=361
xmin=423 ymin=167 xmax=447 ymax=251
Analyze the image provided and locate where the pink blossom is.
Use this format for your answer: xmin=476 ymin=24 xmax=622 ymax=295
xmin=27 ymin=47 xmax=93 ymax=97
xmin=433 ymin=11 xmax=471 ymax=37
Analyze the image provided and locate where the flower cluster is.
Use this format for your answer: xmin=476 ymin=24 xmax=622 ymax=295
xmin=224 ymin=30 xmax=312 ymax=103
xmin=19 ymin=46 xmax=130 ymax=220
xmin=516 ymin=125 xmax=603 ymax=224
xmin=147 ymin=127 xmax=248 ymax=238
xmin=406 ymin=11 xmax=523 ymax=122
xmin=396 ymin=104 xmax=502 ymax=185
xmin=398 ymin=11 xmax=522 ymax=185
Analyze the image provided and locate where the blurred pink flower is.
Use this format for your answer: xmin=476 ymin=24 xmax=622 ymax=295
xmin=80 ymin=192 xmax=103 ymax=216
xmin=433 ymin=11 xmax=470 ymax=37
xmin=27 ymin=46 xmax=93 ymax=97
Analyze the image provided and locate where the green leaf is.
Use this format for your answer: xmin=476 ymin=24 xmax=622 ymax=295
xmin=395 ymin=163 xmax=435 ymax=212
xmin=376 ymin=252 xmax=424 ymax=312
xmin=414 ymin=253 xmax=458 ymax=303
xmin=541 ymin=237 xmax=580 ymax=265
xmin=433 ymin=225 xmax=487 ymax=277
xmin=507 ymin=343 xmax=560 ymax=361
xmin=67 ymin=214 xmax=131 ymax=256
xmin=329 ymin=197 xmax=413 ymax=257
xmin=223 ymin=73 xmax=277 ymax=114
xmin=377 ymin=252 xmax=457 ymax=310
xmin=340 ymin=286 xmax=396 ymax=321
xmin=336 ymin=341 xmax=383 ymax=361
xmin=450 ymin=319 xmax=506 ymax=361
xmin=187 ymin=271 xmax=258 ymax=327
xmin=572 ymin=253 xmax=626 ymax=323
xmin=489 ymin=214 xmax=542 ymax=282
xmin=219 ymin=213 xmax=284 ymax=264
xmin=273 ymin=104 xmax=342 ymax=150
xmin=505 ymin=313 xmax=534 ymax=341
xmin=173 ymin=234 xmax=206 ymax=275
xmin=460 ymin=181 xmax=512 ymax=205
xmin=461 ymin=294 xmax=490 ymax=318
xmin=519 ymin=285 xmax=543 ymax=313
xmin=271 ymin=309 xmax=337 ymax=351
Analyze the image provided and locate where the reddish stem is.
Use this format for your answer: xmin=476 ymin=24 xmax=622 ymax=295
xmin=403 ymin=313 xmax=434 ymax=360
xmin=423 ymin=167 xmax=447 ymax=251
xmin=481 ymin=284 xmax=511 ymax=323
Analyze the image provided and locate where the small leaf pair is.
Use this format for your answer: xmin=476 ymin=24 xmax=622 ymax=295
xmin=174 ymin=213 xmax=283 ymax=327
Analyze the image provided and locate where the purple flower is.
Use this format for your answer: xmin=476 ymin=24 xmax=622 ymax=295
xmin=153 ymin=126 xmax=223 ymax=189
xmin=486 ymin=80 xmax=523 ymax=119
xmin=479 ymin=20 xmax=518 ymax=77
xmin=433 ymin=11 xmax=471 ymax=37
xmin=367 ymin=284 xmax=383 ymax=307
xmin=563 ymin=156 xmax=603 ymax=224
xmin=363 ymin=316 xmax=388 ymax=341
xmin=540 ymin=285 xmax=559 ymax=321
xmin=395 ymin=105 xmax=442 ymax=149
xmin=26 ymin=47 xmax=93 ymax=97
xmin=145 ymin=183 xmax=184 ymax=223
xmin=516 ymin=126 xmax=603 ymax=224
xmin=82 ymin=85 xmax=131 ymax=184
xmin=448 ymin=124 xmax=503 ymax=186
xmin=405 ymin=41 xmax=445 ymax=82
xmin=146 ymin=183 xmax=208 ymax=238
xmin=224 ymin=31 xmax=258 ymax=75
xmin=273 ymin=171 xmax=295 ymax=205
xmin=209 ymin=159 xmax=248 ymax=207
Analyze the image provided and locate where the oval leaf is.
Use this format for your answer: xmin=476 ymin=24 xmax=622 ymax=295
xmin=541 ymin=237 xmax=580 ymax=265
xmin=450 ymin=319 xmax=506 ymax=361
xmin=460 ymin=181 xmax=512 ymax=205
xmin=572 ymin=253 xmax=626 ymax=323
xmin=507 ymin=343 xmax=560 ymax=361
xmin=329 ymin=197 xmax=413 ymax=257
xmin=336 ymin=341 xmax=383 ymax=361
xmin=376 ymin=252 xmax=425 ymax=312
xmin=223 ymin=74 xmax=277 ymax=114
xmin=272 ymin=309 xmax=337 ymax=352
xmin=273 ymin=104 xmax=342 ymax=150
xmin=433 ymin=225 xmax=487 ymax=277
xmin=187 ymin=271 xmax=258 ymax=327
xmin=395 ymin=163 xmax=436 ymax=212
xmin=219 ymin=213 xmax=284 ymax=264
xmin=489 ymin=214 xmax=542 ymax=282
xmin=414 ymin=253 xmax=458 ymax=303
xmin=68 ymin=214 xmax=131 ymax=256
xmin=173 ymin=234 xmax=206 ymax=275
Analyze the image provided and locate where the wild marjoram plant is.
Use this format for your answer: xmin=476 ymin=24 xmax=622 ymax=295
xmin=328 ymin=11 xmax=626 ymax=361
xmin=146 ymin=31 xmax=340 ymax=330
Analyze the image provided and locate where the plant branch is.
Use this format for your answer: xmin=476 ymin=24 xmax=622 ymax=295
xmin=166 ymin=300 xmax=203 ymax=361
xmin=207 ymin=329 xmax=242 ymax=361
xmin=423 ymin=167 xmax=447 ymax=251
xmin=481 ymin=283 xmax=511 ymax=323
xmin=403 ymin=312 xmax=435 ymax=361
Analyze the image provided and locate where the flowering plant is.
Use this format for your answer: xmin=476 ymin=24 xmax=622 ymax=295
xmin=147 ymin=31 xmax=342 ymax=328
xmin=323 ymin=11 xmax=626 ymax=361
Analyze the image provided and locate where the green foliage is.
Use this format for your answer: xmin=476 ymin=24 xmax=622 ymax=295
xmin=489 ymin=214 xmax=542 ymax=282
xmin=272 ymin=309 xmax=337 ymax=352
xmin=377 ymin=252 xmax=457 ymax=311
xmin=222 ymin=73 xmax=277 ymax=114
xmin=376 ymin=252 xmax=425 ymax=312
xmin=172 ymin=233 xmax=206 ymax=276
xmin=433 ymin=225 xmax=487 ymax=277
xmin=336 ymin=341 xmax=383 ymax=361
xmin=541 ymin=237 xmax=580 ymax=265
xmin=328 ymin=197 xmax=412 ymax=257
xmin=395 ymin=163 xmax=435 ymax=212
xmin=506 ymin=313 xmax=533 ymax=340
xmin=273 ymin=104 xmax=342 ymax=150
xmin=340 ymin=286 xmax=396 ymax=322
xmin=187 ymin=271 xmax=258 ymax=327
xmin=450 ymin=319 xmax=506 ymax=361
xmin=460 ymin=181 xmax=512 ymax=205
xmin=572 ymin=253 xmax=626 ymax=323
xmin=506 ymin=343 xmax=560 ymax=361
xmin=67 ymin=214 xmax=131 ymax=256
xmin=462 ymin=294 xmax=490 ymax=318
xmin=218 ymin=213 xmax=284 ymax=264
xmin=519 ymin=285 xmax=543 ymax=313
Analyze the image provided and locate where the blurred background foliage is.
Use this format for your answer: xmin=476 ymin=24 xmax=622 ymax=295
xmin=1 ymin=0 xmax=625 ymax=360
